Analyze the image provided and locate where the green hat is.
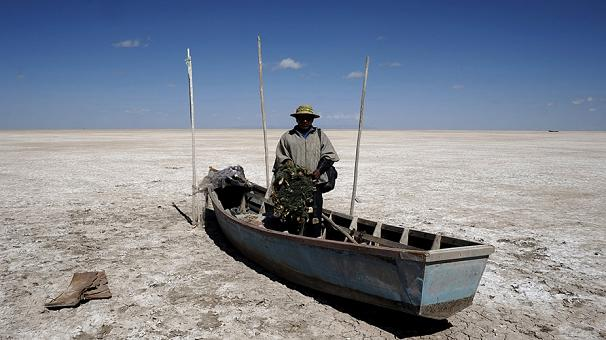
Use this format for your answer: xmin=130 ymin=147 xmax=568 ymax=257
xmin=291 ymin=104 xmax=320 ymax=118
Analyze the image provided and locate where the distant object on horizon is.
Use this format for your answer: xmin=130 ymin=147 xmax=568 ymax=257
xmin=548 ymin=130 xmax=559 ymax=133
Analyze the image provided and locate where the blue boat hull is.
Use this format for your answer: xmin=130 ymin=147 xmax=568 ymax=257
xmin=210 ymin=190 xmax=492 ymax=319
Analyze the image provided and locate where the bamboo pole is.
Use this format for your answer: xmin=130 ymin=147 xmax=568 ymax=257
xmin=350 ymin=56 xmax=369 ymax=216
xmin=185 ymin=48 xmax=199 ymax=226
xmin=257 ymin=34 xmax=271 ymax=197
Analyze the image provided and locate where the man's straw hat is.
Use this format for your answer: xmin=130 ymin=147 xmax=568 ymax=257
xmin=291 ymin=105 xmax=320 ymax=118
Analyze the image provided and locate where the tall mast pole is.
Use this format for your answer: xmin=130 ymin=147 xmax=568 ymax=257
xmin=257 ymin=35 xmax=271 ymax=193
xmin=186 ymin=48 xmax=199 ymax=226
xmin=350 ymin=56 xmax=370 ymax=216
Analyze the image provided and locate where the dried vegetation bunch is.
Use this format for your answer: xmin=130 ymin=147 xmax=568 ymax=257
xmin=271 ymin=162 xmax=315 ymax=231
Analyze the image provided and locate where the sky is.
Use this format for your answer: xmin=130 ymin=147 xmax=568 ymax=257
xmin=1 ymin=0 xmax=605 ymax=130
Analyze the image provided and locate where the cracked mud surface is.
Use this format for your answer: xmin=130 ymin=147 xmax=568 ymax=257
xmin=1 ymin=130 xmax=604 ymax=339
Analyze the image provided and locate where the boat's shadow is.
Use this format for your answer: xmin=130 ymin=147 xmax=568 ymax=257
xmin=202 ymin=209 xmax=452 ymax=338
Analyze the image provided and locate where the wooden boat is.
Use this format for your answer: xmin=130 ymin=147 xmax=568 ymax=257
xmin=207 ymin=181 xmax=494 ymax=320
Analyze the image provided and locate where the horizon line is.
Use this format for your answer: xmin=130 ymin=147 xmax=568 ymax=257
xmin=1 ymin=128 xmax=604 ymax=132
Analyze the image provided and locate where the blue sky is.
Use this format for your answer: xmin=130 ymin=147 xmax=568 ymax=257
xmin=1 ymin=0 xmax=605 ymax=130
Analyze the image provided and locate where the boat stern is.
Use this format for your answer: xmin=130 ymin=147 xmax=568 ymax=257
xmin=417 ymin=248 xmax=493 ymax=319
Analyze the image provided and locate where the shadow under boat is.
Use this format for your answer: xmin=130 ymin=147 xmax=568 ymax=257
xmin=202 ymin=208 xmax=452 ymax=338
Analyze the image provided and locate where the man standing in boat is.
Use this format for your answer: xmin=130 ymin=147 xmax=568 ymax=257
xmin=274 ymin=105 xmax=340 ymax=233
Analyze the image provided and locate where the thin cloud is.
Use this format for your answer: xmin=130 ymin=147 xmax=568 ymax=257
xmin=300 ymin=72 xmax=320 ymax=79
xmin=346 ymin=71 xmax=364 ymax=79
xmin=572 ymin=98 xmax=585 ymax=105
xmin=113 ymin=39 xmax=142 ymax=48
xmin=380 ymin=61 xmax=401 ymax=68
xmin=571 ymin=96 xmax=597 ymax=106
xmin=324 ymin=113 xmax=358 ymax=121
xmin=451 ymin=84 xmax=465 ymax=90
xmin=275 ymin=58 xmax=303 ymax=70
xmin=588 ymin=108 xmax=596 ymax=112
xmin=376 ymin=36 xmax=386 ymax=41
xmin=124 ymin=107 xmax=151 ymax=115
xmin=16 ymin=72 xmax=25 ymax=80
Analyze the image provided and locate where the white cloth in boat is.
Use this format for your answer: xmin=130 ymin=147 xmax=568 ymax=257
xmin=274 ymin=126 xmax=339 ymax=185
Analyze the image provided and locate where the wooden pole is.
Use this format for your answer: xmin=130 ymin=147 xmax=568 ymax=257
xmin=185 ymin=48 xmax=199 ymax=226
xmin=257 ymin=35 xmax=271 ymax=196
xmin=350 ymin=56 xmax=369 ymax=216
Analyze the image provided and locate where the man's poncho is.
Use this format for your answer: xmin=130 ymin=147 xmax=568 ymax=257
xmin=273 ymin=127 xmax=339 ymax=186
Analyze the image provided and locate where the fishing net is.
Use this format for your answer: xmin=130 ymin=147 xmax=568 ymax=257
xmin=271 ymin=162 xmax=315 ymax=233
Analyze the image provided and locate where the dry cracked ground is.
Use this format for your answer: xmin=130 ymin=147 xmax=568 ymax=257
xmin=1 ymin=130 xmax=605 ymax=339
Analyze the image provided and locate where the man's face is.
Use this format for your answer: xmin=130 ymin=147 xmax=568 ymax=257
xmin=296 ymin=116 xmax=314 ymax=130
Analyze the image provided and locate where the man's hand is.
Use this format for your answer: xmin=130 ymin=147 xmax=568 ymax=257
xmin=312 ymin=169 xmax=321 ymax=179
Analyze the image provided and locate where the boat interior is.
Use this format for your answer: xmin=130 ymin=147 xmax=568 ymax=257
xmin=212 ymin=183 xmax=483 ymax=252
